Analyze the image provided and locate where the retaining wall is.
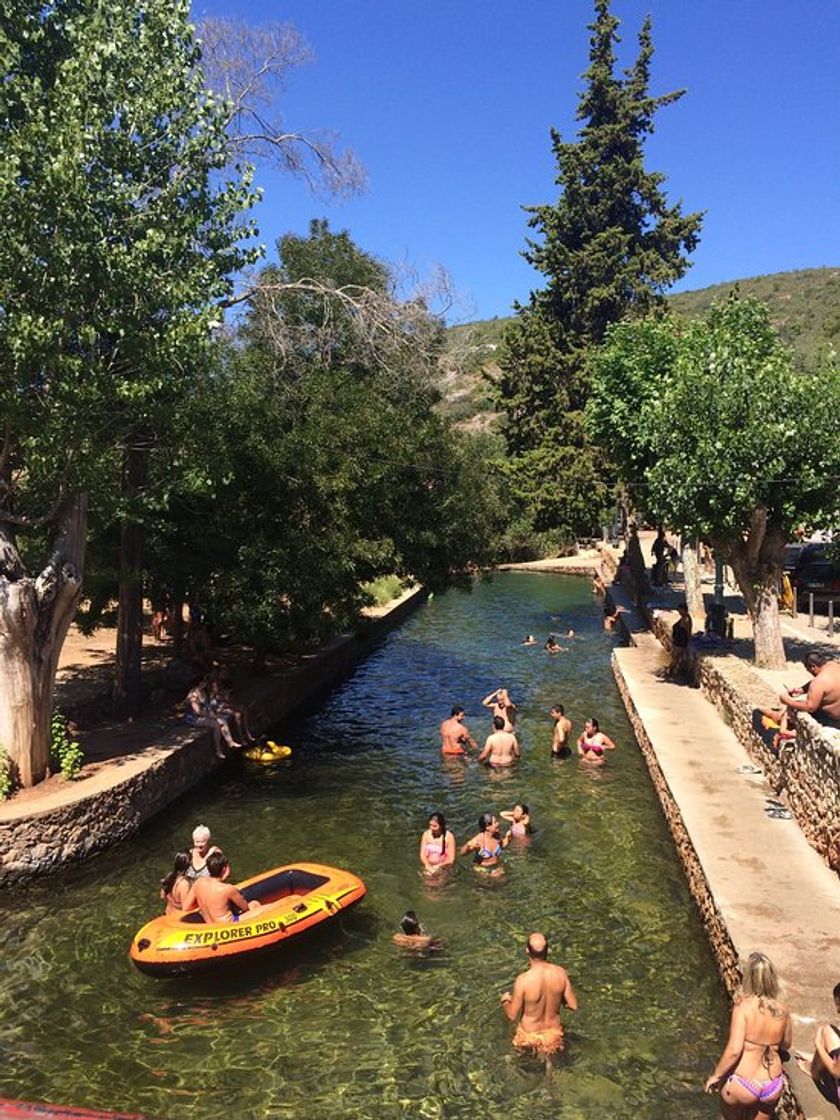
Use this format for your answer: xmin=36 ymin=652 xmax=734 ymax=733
xmin=0 ymin=587 xmax=427 ymax=887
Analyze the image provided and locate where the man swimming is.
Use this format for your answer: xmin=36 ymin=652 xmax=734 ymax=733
xmin=551 ymin=705 xmax=572 ymax=759
xmin=440 ymin=706 xmax=477 ymax=755
xmin=500 ymin=932 xmax=578 ymax=1070
xmin=478 ymin=716 xmax=520 ymax=767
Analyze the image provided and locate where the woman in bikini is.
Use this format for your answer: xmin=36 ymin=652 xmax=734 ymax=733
xmin=796 ymin=980 xmax=840 ymax=1105
xmin=500 ymin=803 xmax=531 ymax=838
xmin=419 ymin=812 xmax=456 ymax=877
xmin=460 ymin=813 xmax=510 ymax=876
xmin=576 ymin=717 xmax=616 ymax=765
xmin=160 ymin=851 xmax=192 ymax=914
xmin=705 ymin=951 xmax=791 ymax=1118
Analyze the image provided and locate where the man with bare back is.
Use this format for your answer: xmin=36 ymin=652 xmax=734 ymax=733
xmin=551 ymin=704 xmax=572 ymax=759
xmin=185 ymin=851 xmax=261 ymax=924
xmin=479 ymin=716 xmax=520 ymax=767
xmin=500 ymin=932 xmax=578 ymax=1067
xmin=440 ymin=706 xmax=477 ymax=756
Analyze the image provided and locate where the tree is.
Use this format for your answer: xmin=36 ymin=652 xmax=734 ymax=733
xmin=160 ymin=221 xmax=503 ymax=654
xmin=589 ymin=296 xmax=840 ymax=668
xmin=494 ymin=0 xmax=702 ymax=546
xmin=0 ymin=0 xmax=258 ymax=784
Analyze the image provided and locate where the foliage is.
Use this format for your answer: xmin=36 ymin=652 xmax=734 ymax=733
xmin=440 ymin=268 xmax=840 ymax=429
xmin=589 ymin=295 xmax=840 ymax=665
xmin=50 ymin=712 xmax=84 ymax=780
xmin=493 ymin=0 xmax=702 ymax=543
xmin=143 ymin=222 xmax=505 ymax=652
xmin=361 ymin=575 xmax=408 ymax=608
xmin=0 ymin=746 xmax=12 ymax=800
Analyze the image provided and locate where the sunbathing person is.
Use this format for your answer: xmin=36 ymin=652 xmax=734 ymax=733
xmin=796 ymin=980 xmax=840 ymax=1104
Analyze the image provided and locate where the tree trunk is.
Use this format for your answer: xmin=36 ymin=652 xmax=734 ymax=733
xmin=726 ymin=509 xmax=787 ymax=669
xmin=113 ymin=442 xmax=149 ymax=716
xmin=0 ymin=495 xmax=87 ymax=786
xmin=681 ymin=538 xmax=705 ymax=626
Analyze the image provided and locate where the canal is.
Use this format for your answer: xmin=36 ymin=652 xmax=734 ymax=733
xmin=0 ymin=573 xmax=726 ymax=1118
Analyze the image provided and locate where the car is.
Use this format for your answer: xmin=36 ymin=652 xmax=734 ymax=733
xmin=790 ymin=558 xmax=840 ymax=605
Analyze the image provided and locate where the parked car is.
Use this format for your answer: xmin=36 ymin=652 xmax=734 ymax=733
xmin=790 ymin=557 xmax=840 ymax=605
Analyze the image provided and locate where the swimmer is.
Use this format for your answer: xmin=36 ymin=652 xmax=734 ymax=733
xmin=544 ymin=635 xmax=567 ymax=654
xmin=521 ymin=634 xmax=537 ymax=646
xmin=550 ymin=704 xmax=572 ymax=759
xmin=501 ymin=803 xmax=531 ymax=837
xmin=482 ymin=687 xmax=516 ymax=731
xmin=500 ymin=932 xmax=578 ymax=1072
xmin=419 ymin=812 xmax=456 ymax=876
xmin=478 ymin=716 xmax=520 ymax=767
xmin=183 ymin=851 xmax=261 ymax=924
xmin=392 ymin=910 xmax=443 ymax=951
xmin=460 ymin=813 xmax=510 ymax=874
xmin=440 ymin=705 xmax=477 ymax=756
xmin=185 ymin=824 xmax=228 ymax=881
xmin=577 ymin=717 xmax=616 ymax=765
xmin=160 ymin=851 xmax=192 ymax=914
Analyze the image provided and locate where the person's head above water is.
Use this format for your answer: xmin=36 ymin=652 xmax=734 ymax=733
xmin=206 ymin=850 xmax=228 ymax=879
xmin=492 ymin=715 xmax=505 ymax=731
xmin=192 ymin=824 xmax=211 ymax=850
xmin=450 ymin=705 xmax=465 ymax=718
xmin=527 ymin=932 xmax=548 ymax=960
xmin=428 ymin=812 xmax=446 ymax=836
xmin=513 ymin=803 xmax=529 ymax=819
xmin=478 ymin=813 xmax=497 ymax=832
xmin=551 ymin=704 xmax=565 ymax=717
xmin=585 ymin=717 xmax=600 ymax=733
xmin=400 ymin=911 xmax=423 ymax=936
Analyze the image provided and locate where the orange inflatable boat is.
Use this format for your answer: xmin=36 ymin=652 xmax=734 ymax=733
xmin=130 ymin=862 xmax=366 ymax=977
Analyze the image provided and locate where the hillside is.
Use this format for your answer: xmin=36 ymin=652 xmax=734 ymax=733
xmin=439 ymin=267 xmax=840 ymax=428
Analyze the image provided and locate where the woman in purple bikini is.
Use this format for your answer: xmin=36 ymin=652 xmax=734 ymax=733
xmin=705 ymin=952 xmax=791 ymax=1118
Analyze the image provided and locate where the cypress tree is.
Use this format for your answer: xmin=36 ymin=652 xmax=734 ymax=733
xmin=496 ymin=0 xmax=703 ymax=544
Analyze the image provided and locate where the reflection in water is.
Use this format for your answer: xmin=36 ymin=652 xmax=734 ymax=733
xmin=0 ymin=574 xmax=724 ymax=1118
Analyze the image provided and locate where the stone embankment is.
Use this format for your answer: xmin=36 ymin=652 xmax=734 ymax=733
xmin=0 ymin=587 xmax=426 ymax=887
xmin=607 ymin=577 xmax=840 ymax=1120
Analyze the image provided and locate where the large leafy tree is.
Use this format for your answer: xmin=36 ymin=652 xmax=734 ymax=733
xmin=149 ymin=221 xmax=503 ymax=653
xmin=589 ymin=296 xmax=840 ymax=668
xmin=0 ymin=0 xmax=257 ymax=784
xmin=495 ymin=0 xmax=702 ymax=545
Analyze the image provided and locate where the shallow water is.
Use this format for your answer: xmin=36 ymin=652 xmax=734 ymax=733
xmin=0 ymin=573 xmax=726 ymax=1118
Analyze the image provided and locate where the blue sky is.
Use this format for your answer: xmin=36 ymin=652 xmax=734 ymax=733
xmin=195 ymin=1 xmax=840 ymax=323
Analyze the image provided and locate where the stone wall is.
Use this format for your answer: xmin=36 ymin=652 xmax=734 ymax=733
xmin=0 ymin=587 xmax=427 ymax=887
xmin=612 ymin=651 xmax=805 ymax=1120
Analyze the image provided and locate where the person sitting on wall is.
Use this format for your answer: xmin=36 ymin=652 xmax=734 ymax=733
xmin=779 ymin=651 xmax=840 ymax=728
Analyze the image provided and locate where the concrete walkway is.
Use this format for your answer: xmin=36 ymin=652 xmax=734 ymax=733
xmin=614 ymin=641 xmax=840 ymax=1119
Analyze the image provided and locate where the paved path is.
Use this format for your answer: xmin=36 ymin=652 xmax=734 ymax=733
xmin=614 ymin=640 xmax=840 ymax=1119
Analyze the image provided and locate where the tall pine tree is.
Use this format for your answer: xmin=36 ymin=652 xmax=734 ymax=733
xmin=496 ymin=0 xmax=702 ymax=546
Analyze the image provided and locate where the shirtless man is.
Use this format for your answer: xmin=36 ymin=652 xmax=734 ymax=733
xmin=500 ymin=932 xmax=577 ymax=1069
xmin=550 ymin=704 xmax=572 ymax=759
xmin=779 ymin=650 xmax=840 ymax=726
xmin=478 ymin=716 xmax=520 ymax=767
xmin=185 ymin=851 xmax=261 ymax=924
xmin=482 ymin=687 xmax=516 ymax=731
xmin=440 ymin=706 xmax=477 ymax=756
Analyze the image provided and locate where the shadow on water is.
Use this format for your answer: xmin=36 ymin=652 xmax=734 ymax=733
xmin=0 ymin=573 xmax=726 ymax=1119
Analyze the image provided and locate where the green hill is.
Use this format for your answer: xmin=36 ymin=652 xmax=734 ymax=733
xmin=439 ymin=267 xmax=840 ymax=427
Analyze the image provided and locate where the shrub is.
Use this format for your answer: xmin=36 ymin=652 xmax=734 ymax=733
xmin=0 ymin=746 xmax=12 ymax=800
xmin=50 ymin=712 xmax=85 ymax=780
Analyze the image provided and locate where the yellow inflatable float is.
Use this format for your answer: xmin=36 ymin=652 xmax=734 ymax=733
xmin=243 ymin=740 xmax=292 ymax=762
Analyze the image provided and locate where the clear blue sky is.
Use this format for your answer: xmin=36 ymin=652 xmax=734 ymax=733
xmin=194 ymin=0 xmax=840 ymax=323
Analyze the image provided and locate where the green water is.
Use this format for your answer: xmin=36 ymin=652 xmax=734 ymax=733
xmin=0 ymin=573 xmax=726 ymax=1118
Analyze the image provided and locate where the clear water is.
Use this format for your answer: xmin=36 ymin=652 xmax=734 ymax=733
xmin=0 ymin=573 xmax=726 ymax=1119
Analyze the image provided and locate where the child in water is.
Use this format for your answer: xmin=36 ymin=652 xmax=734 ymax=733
xmin=500 ymin=803 xmax=532 ymax=838
xmin=392 ymin=911 xmax=443 ymax=952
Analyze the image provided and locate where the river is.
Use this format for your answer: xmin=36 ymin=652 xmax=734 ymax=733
xmin=0 ymin=572 xmax=726 ymax=1118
